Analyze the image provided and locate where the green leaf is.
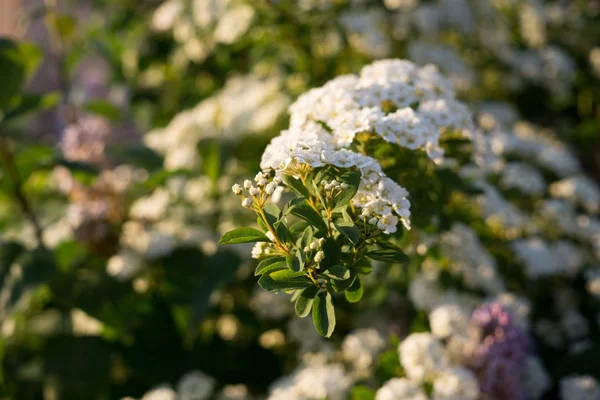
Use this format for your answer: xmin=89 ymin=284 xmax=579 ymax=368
xmin=290 ymin=199 xmax=328 ymax=233
xmin=84 ymin=100 xmax=121 ymax=121
xmin=334 ymin=222 xmax=360 ymax=245
xmin=286 ymin=253 xmax=302 ymax=272
xmin=258 ymin=270 xmax=313 ymax=292
xmin=105 ymin=145 xmax=163 ymax=172
xmin=345 ymin=276 xmax=363 ymax=303
xmin=299 ymin=226 xmax=313 ymax=248
xmin=255 ymin=257 xmax=287 ymax=276
xmin=350 ymin=386 xmax=376 ymax=400
xmin=321 ymin=237 xmax=341 ymax=271
xmin=312 ymin=291 xmax=336 ymax=338
xmin=219 ymin=228 xmax=270 ymax=245
xmin=366 ymin=248 xmax=410 ymax=264
xmin=283 ymin=174 xmax=309 ymax=197
xmin=257 ymin=217 xmax=269 ymax=233
xmin=263 ymin=203 xmax=281 ymax=228
xmin=324 ymin=264 xmax=350 ymax=280
xmin=294 ymin=286 xmax=319 ymax=318
xmin=333 ymin=170 xmax=360 ymax=210
xmin=0 ymin=40 xmax=25 ymax=111
xmin=46 ymin=14 xmax=77 ymax=43
xmin=198 ymin=138 xmax=229 ymax=183
xmin=3 ymin=92 xmax=59 ymax=121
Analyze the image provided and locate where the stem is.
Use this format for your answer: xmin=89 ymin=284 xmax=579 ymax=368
xmin=257 ymin=207 xmax=291 ymax=256
xmin=0 ymin=134 xmax=46 ymax=249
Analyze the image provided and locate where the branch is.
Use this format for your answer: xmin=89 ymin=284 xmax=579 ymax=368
xmin=0 ymin=133 xmax=46 ymax=249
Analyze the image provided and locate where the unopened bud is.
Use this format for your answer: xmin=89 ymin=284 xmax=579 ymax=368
xmin=231 ymin=184 xmax=243 ymax=195
xmin=242 ymin=197 xmax=253 ymax=208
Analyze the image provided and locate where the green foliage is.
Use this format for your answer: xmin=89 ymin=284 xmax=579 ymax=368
xmin=219 ymin=228 xmax=271 ymax=244
xmin=312 ymin=291 xmax=335 ymax=338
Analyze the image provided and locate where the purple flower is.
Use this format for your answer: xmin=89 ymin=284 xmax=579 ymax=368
xmin=467 ymin=303 xmax=529 ymax=400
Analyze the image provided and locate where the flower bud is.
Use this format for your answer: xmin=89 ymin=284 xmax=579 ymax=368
xmin=314 ymin=250 xmax=325 ymax=263
xmin=231 ymin=183 xmax=243 ymax=195
xmin=243 ymin=180 xmax=252 ymax=190
xmin=242 ymin=197 xmax=253 ymax=208
xmin=249 ymin=186 xmax=260 ymax=196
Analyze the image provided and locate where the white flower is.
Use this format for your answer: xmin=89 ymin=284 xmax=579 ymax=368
xmin=375 ymin=378 xmax=428 ymax=400
xmin=107 ymin=251 xmax=144 ymax=281
xmin=550 ymin=175 xmax=600 ymax=213
xmin=560 ymin=375 xmax=600 ymax=400
xmin=432 ymin=367 xmax=479 ymax=400
xmin=342 ymin=329 xmax=386 ymax=374
xmin=377 ymin=213 xmax=399 ymax=234
xmin=399 ymin=332 xmax=449 ymax=382
xmin=523 ymin=357 xmax=551 ymax=400
xmin=130 ymin=189 xmax=171 ymax=221
xmin=243 ymin=180 xmax=253 ymax=190
xmin=440 ymin=223 xmax=504 ymax=294
xmin=429 ymin=305 xmax=470 ymax=339
xmin=141 ymin=385 xmax=177 ymax=400
xmin=177 ymin=370 xmax=215 ymax=400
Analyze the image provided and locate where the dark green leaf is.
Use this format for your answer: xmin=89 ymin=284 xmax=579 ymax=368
xmin=312 ymin=291 xmax=336 ymax=338
xmin=366 ymin=248 xmax=410 ymax=264
xmin=0 ymin=39 xmax=25 ymax=110
xmin=335 ymin=222 xmax=360 ymax=245
xmin=324 ymin=265 xmax=350 ymax=280
xmin=283 ymin=174 xmax=309 ymax=197
xmin=345 ymin=276 xmax=363 ymax=303
xmin=105 ymin=145 xmax=163 ymax=172
xmin=255 ymin=257 xmax=287 ymax=276
xmin=321 ymin=237 xmax=341 ymax=271
xmin=333 ymin=170 xmax=360 ymax=210
xmin=286 ymin=253 xmax=302 ymax=272
xmin=290 ymin=199 xmax=328 ymax=233
xmin=219 ymin=228 xmax=270 ymax=245
xmin=3 ymin=92 xmax=59 ymax=121
xmin=294 ymin=286 xmax=319 ymax=318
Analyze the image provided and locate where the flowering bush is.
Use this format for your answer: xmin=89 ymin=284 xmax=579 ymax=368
xmin=1 ymin=1 xmax=600 ymax=400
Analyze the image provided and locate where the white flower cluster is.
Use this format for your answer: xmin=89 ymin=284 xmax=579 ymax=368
xmin=511 ymin=237 xmax=588 ymax=279
xmin=288 ymin=59 xmax=473 ymax=162
xmin=342 ymin=329 xmax=386 ymax=375
xmin=261 ymin=122 xmax=411 ymax=233
xmin=440 ymin=223 xmax=505 ymax=294
xmin=151 ymin=0 xmax=255 ymax=63
xmin=397 ymin=332 xmax=480 ymax=400
xmin=138 ymin=370 xmax=215 ymax=400
xmin=261 ymin=59 xmax=469 ymax=234
xmin=375 ymin=378 xmax=427 ymax=400
xmin=386 ymin=0 xmax=578 ymax=100
xmin=145 ymin=74 xmax=288 ymax=170
xmin=560 ymin=375 xmax=600 ymax=400
xmin=267 ymin=364 xmax=351 ymax=400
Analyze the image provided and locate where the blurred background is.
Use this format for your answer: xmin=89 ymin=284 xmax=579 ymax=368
xmin=0 ymin=0 xmax=599 ymax=399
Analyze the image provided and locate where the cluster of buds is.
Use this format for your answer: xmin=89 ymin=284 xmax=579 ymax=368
xmin=232 ymin=169 xmax=282 ymax=209
xmin=320 ymin=179 xmax=349 ymax=204
xmin=303 ymin=237 xmax=326 ymax=264
xmin=251 ymin=240 xmax=276 ymax=259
